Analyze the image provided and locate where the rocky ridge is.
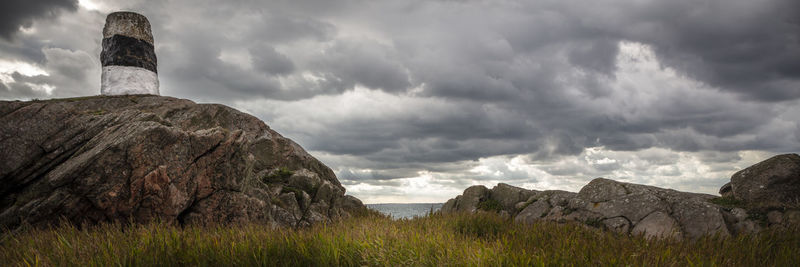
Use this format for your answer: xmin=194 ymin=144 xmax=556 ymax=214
xmin=441 ymin=154 xmax=800 ymax=239
xmin=0 ymin=95 xmax=366 ymax=229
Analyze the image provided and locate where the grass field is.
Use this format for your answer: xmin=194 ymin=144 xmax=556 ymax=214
xmin=2 ymin=211 xmax=799 ymax=266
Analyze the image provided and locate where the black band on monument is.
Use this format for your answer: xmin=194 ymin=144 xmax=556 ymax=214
xmin=100 ymin=34 xmax=158 ymax=73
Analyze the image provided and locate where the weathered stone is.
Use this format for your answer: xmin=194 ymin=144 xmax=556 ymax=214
xmin=732 ymin=220 xmax=762 ymax=235
xmin=577 ymin=178 xmax=674 ymax=224
xmin=341 ymin=195 xmax=364 ymax=211
xmin=578 ymin=178 xmax=628 ymax=202
xmin=440 ymin=185 xmax=489 ymax=213
xmin=584 ymin=193 xmax=668 ymax=224
xmin=313 ymin=181 xmax=339 ymax=205
xmin=463 ymin=186 xmax=490 ymax=208
xmin=728 ymin=153 xmax=800 ymax=209
xmin=288 ymin=169 xmax=322 ymax=194
xmin=513 ymin=201 xmax=528 ymax=211
xmin=544 ymin=190 xmax=577 ymax=207
xmin=672 ymin=201 xmax=730 ymax=239
xmin=719 ymin=182 xmax=732 ymax=198
xmin=602 ymin=217 xmax=631 ymax=234
xmin=631 ymin=211 xmax=681 ymax=239
xmin=543 ymin=205 xmax=568 ymax=222
xmin=767 ymin=210 xmax=784 ymax=225
xmin=0 ymin=96 xmax=365 ymax=229
xmin=499 ymin=210 xmax=511 ymax=220
xmin=490 ymin=183 xmax=536 ymax=212
xmin=730 ymin=208 xmax=748 ymax=222
xmin=440 ymin=198 xmax=458 ymax=213
xmin=515 ymin=200 xmax=551 ymax=224
xmin=783 ymin=210 xmax=800 ymax=225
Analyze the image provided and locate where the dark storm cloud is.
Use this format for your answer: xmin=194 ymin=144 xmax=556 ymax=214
xmin=625 ymin=0 xmax=800 ymax=101
xmin=0 ymin=0 xmax=79 ymax=40
xmin=312 ymin=39 xmax=411 ymax=93
xmin=250 ymin=44 xmax=295 ymax=76
xmin=2 ymin=0 xmax=799 ymax=194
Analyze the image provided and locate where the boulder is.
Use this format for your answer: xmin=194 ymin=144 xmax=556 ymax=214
xmin=671 ymin=199 xmax=730 ymax=238
xmin=602 ymin=217 xmax=631 ymax=234
xmin=577 ymin=179 xmax=670 ymax=225
xmin=727 ymin=153 xmax=800 ymax=209
xmin=438 ymin=153 xmax=800 ymax=239
xmin=631 ymin=211 xmax=681 ymax=239
xmin=0 ymin=95 xmax=366 ymax=229
xmin=443 ymin=177 xmax=740 ymax=239
xmin=489 ymin=183 xmax=537 ymax=212
xmin=767 ymin=211 xmax=783 ymax=225
xmin=514 ymin=200 xmax=551 ymax=224
xmin=719 ymin=182 xmax=732 ymax=198
xmin=576 ymin=178 xmax=728 ymax=239
xmin=784 ymin=210 xmax=800 ymax=225
xmin=440 ymin=185 xmax=489 ymax=213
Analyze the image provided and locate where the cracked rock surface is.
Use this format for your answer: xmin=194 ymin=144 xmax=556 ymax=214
xmin=0 ymin=95 xmax=365 ymax=229
xmin=442 ymin=154 xmax=800 ymax=239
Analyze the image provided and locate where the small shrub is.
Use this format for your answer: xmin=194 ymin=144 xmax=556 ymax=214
xmin=262 ymin=167 xmax=294 ymax=183
xmin=709 ymin=196 xmax=746 ymax=208
xmin=477 ymin=198 xmax=503 ymax=212
xmin=563 ymin=207 xmax=577 ymax=215
xmin=747 ymin=211 xmax=769 ymax=226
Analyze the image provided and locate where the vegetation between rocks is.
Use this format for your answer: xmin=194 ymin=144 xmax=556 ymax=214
xmin=709 ymin=196 xmax=746 ymax=208
xmin=476 ymin=198 xmax=503 ymax=212
xmin=262 ymin=167 xmax=295 ymax=183
xmin=2 ymin=212 xmax=799 ymax=266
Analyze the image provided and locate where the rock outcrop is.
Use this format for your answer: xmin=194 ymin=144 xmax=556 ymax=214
xmin=441 ymin=153 xmax=800 ymax=239
xmin=0 ymin=95 xmax=366 ymax=229
xmin=721 ymin=154 xmax=800 ymax=209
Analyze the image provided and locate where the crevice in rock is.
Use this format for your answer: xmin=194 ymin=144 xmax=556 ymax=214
xmin=190 ymin=140 xmax=222 ymax=166
xmin=602 ymin=215 xmax=633 ymax=231
xmin=177 ymin=188 xmax=220 ymax=226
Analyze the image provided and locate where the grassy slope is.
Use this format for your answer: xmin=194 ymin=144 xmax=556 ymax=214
xmin=1 ymin=212 xmax=798 ymax=266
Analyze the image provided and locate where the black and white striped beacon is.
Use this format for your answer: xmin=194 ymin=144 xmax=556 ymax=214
xmin=100 ymin=11 xmax=159 ymax=95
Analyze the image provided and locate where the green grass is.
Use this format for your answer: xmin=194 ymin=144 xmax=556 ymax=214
xmin=2 ymin=212 xmax=799 ymax=266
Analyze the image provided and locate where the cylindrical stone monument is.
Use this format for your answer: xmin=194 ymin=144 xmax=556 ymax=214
xmin=100 ymin=11 xmax=159 ymax=95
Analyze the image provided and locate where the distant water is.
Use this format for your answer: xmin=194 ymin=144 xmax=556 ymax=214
xmin=367 ymin=203 xmax=443 ymax=219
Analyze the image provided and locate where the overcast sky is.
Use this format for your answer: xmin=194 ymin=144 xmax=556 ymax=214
xmin=1 ymin=0 xmax=799 ymax=203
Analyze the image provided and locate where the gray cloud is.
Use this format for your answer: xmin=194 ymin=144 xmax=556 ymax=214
xmin=1 ymin=0 xmax=799 ymax=201
xmin=0 ymin=0 xmax=78 ymax=40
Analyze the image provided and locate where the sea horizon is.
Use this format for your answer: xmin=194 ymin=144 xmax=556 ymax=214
xmin=366 ymin=203 xmax=444 ymax=219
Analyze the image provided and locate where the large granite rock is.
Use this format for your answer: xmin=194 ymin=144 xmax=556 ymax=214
xmin=489 ymin=183 xmax=537 ymax=212
xmin=440 ymin=185 xmax=489 ymax=213
xmin=442 ymin=154 xmax=800 ymax=239
xmin=725 ymin=153 xmax=800 ymax=209
xmin=0 ymin=95 xmax=366 ymax=229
